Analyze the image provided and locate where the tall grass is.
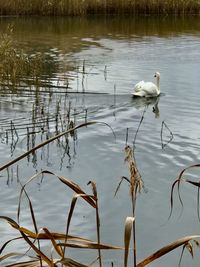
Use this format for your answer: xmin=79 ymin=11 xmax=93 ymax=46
xmin=0 ymin=0 xmax=199 ymax=15
xmin=0 ymin=25 xmax=48 ymax=89
xmin=0 ymin=25 xmax=75 ymax=91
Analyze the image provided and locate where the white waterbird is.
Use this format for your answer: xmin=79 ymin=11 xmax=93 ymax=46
xmin=132 ymin=72 xmax=160 ymax=97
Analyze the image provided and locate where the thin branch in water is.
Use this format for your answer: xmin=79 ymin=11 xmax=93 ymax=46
xmin=85 ymin=108 xmax=88 ymax=125
xmin=160 ymin=121 xmax=173 ymax=149
xmin=133 ymin=106 xmax=147 ymax=148
xmin=104 ymin=65 xmax=107 ymax=81
xmin=198 ymin=187 xmax=200 ymax=222
xmin=114 ymin=176 xmax=130 ymax=197
xmin=125 ymin=128 xmax=129 ymax=146
xmin=136 ymin=235 xmax=200 ymax=267
xmin=169 ymin=179 xmax=184 ymax=220
xmin=88 ymin=181 xmax=102 ymax=267
xmin=169 ymin=164 xmax=200 ymax=220
xmin=0 ymin=121 xmax=115 ymax=172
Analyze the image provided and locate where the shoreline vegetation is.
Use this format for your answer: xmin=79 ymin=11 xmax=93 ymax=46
xmin=0 ymin=0 xmax=199 ymax=16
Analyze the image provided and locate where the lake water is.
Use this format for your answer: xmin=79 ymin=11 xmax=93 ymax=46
xmin=0 ymin=16 xmax=200 ymax=267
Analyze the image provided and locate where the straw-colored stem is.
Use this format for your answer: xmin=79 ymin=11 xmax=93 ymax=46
xmin=132 ymin=190 xmax=137 ymax=267
xmin=96 ymin=197 xmax=102 ymax=267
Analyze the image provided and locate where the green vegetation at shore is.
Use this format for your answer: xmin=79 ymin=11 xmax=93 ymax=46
xmin=0 ymin=0 xmax=199 ymax=16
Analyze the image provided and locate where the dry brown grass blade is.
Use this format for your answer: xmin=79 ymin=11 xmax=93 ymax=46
xmin=0 ymin=225 xmax=106 ymax=254
xmin=42 ymin=228 xmax=64 ymax=258
xmin=65 ymin=194 xmax=88 ymax=236
xmin=0 ymin=215 xmax=20 ymax=230
xmin=124 ymin=217 xmax=135 ymax=267
xmin=0 ymin=252 xmax=26 ymax=262
xmin=185 ymin=180 xmax=200 ymax=221
xmin=29 ymin=232 xmax=93 ymax=243
xmin=57 ymin=174 xmax=96 ymax=208
xmin=136 ymin=235 xmax=200 ymax=267
xmin=19 ymin=231 xmax=55 ymax=267
xmin=0 ymin=121 xmax=115 ymax=172
xmin=169 ymin=179 xmax=184 ymax=220
xmin=0 ymin=216 xmax=54 ymax=266
xmin=0 ymin=220 xmax=97 ymax=244
xmin=58 ymin=257 xmax=89 ymax=267
xmin=178 ymin=164 xmax=200 ymax=180
xmin=17 ymin=180 xmax=38 ymax=230
xmin=0 ymin=237 xmax=23 ymax=254
xmin=0 ymin=221 xmax=119 ymax=260
xmin=87 ymin=181 xmax=97 ymax=200
xmin=58 ymin=242 xmax=122 ymax=250
xmin=17 ymin=170 xmax=96 ymax=226
xmin=114 ymin=176 xmax=130 ymax=197
xmin=169 ymin=164 xmax=200 ymax=220
xmin=186 ymin=180 xmax=200 ymax=187
xmin=17 ymin=179 xmax=42 ymax=264
xmin=87 ymin=181 xmax=102 ymax=267
xmin=178 ymin=240 xmax=195 ymax=267
xmin=63 ymin=194 xmax=85 ymax=258
xmin=17 ymin=172 xmax=41 ymax=224
xmin=185 ymin=241 xmax=194 ymax=257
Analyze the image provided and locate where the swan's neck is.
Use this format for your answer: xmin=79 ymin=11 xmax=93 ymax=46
xmin=156 ymin=76 xmax=160 ymax=92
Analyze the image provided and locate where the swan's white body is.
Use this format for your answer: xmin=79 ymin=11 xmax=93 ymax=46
xmin=132 ymin=72 xmax=160 ymax=97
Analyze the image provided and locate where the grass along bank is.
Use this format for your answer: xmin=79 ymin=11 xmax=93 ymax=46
xmin=0 ymin=0 xmax=199 ymax=16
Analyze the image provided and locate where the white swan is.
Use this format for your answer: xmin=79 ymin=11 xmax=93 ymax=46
xmin=132 ymin=72 xmax=160 ymax=97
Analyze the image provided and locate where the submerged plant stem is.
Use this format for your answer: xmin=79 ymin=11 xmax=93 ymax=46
xmin=0 ymin=121 xmax=114 ymax=172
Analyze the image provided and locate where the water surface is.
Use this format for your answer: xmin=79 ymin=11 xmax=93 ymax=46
xmin=0 ymin=16 xmax=200 ymax=267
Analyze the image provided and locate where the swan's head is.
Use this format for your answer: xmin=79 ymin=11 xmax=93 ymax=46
xmin=154 ymin=72 xmax=160 ymax=78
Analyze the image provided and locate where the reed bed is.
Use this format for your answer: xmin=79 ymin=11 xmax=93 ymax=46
xmin=0 ymin=25 xmax=49 ymax=89
xmin=0 ymin=0 xmax=199 ymax=15
xmin=0 ymin=25 xmax=82 ymax=99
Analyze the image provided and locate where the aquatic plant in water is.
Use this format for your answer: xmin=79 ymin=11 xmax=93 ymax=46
xmin=0 ymin=26 xmax=43 ymax=89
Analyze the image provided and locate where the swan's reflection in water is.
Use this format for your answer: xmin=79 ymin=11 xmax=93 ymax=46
xmin=131 ymin=96 xmax=160 ymax=118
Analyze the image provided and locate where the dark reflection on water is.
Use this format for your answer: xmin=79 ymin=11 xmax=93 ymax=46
xmin=131 ymin=96 xmax=160 ymax=117
xmin=0 ymin=16 xmax=200 ymax=50
xmin=0 ymin=16 xmax=200 ymax=267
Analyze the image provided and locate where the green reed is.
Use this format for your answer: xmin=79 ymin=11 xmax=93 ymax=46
xmin=0 ymin=0 xmax=199 ymax=15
